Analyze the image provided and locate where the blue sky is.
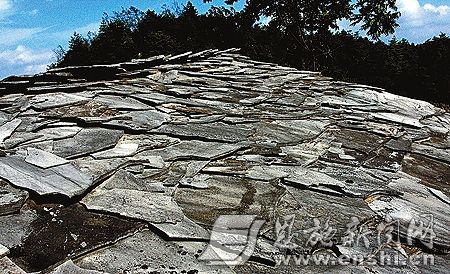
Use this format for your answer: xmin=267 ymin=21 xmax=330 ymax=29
xmin=0 ymin=0 xmax=449 ymax=79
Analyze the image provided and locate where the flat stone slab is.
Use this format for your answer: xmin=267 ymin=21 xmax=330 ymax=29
xmin=0 ymin=257 xmax=27 ymax=274
xmin=91 ymin=142 xmax=139 ymax=159
xmin=24 ymin=147 xmax=70 ymax=168
xmin=48 ymin=260 xmax=110 ymax=274
xmin=151 ymin=140 xmax=246 ymax=161
xmin=82 ymin=188 xmax=184 ymax=224
xmin=0 ymin=155 xmax=92 ymax=197
xmin=0 ymin=179 xmax=28 ymax=216
xmin=75 ymin=230 xmax=233 ymax=274
xmin=152 ymin=216 xmax=210 ymax=240
xmin=0 ymin=119 xmax=22 ymax=143
xmin=0 ymin=244 xmax=8 ymax=258
xmin=53 ymin=128 xmax=124 ymax=159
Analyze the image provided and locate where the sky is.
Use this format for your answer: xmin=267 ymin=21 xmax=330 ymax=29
xmin=0 ymin=0 xmax=449 ymax=79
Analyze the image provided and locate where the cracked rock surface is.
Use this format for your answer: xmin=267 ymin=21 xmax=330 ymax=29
xmin=0 ymin=48 xmax=449 ymax=273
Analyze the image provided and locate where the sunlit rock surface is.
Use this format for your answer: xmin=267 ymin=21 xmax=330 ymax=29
xmin=0 ymin=49 xmax=449 ymax=273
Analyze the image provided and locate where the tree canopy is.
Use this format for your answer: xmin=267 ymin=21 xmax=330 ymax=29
xmin=205 ymin=0 xmax=400 ymax=39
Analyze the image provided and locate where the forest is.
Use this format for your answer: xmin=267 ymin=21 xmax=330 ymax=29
xmin=51 ymin=1 xmax=450 ymax=106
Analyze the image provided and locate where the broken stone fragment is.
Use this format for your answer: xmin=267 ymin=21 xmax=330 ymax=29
xmin=0 ymin=118 xmax=22 ymax=144
xmin=91 ymin=142 xmax=139 ymax=160
xmin=75 ymin=230 xmax=233 ymax=274
xmin=52 ymin=128 xmax=124 ymax=159
xmin=0 ymin=257 xmax=27 ymax=274
xmin=24 ymin=147 xmax=69 ymax=168
xmin=150 ymin=140 xmax=246 ymax=161
xmin=0 ymin=155 xmax=92 ymax=198
xmin=29 ymin=93 xmax=90 ymax=110
xmin=104 ymin=110 xmax=170 ymax=131
xmin=95 ymin=170 xmax=166 ymax=193
xmin=0 ymin=244 xmax=9 ymax=258
xmin=82 ymin=188 xmax=184 ymax=224
xmin=154 ymin=122 xmax=252 ymax=143
xmin=48 ymin=260 xmax=110 ymax=274
xmin=93 ymin=94 xmax=150 ymax=110
xmin=0 ymin=179 xmax=28 ymax=216
xmin=151 ymin=216 xmax=210 ymax=240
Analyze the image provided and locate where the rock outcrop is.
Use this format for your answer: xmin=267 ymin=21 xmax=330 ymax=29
xmin=0 ymin=49 xmax=449 ymax=273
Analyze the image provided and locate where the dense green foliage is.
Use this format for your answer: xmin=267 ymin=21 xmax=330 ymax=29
xmin=52 ymin=3 xmax=449 ymax=105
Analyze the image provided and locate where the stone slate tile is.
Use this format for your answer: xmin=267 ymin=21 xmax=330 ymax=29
xmin=154 ymin=122 xmax=253 ymax=143
xmin=24 ymin=147 xmax=69 ymax=168
xmin=0 ymin=156 xmax=92 ymax=198
xmin=0 ymin=118 xmax=21 ymax=143
xmin=48 ymin=260 xmax=110 ymax=274
xmin=0 ymin=179 xmax=28 ymax=216
xmin=75 ymin=230 xmax=233 ymax=274
xmin=104 ymin=109 xmax=170 ymax=131
xmin=0 ymin=257 xmax=27 ymax=274
xmin=52 ymin=128 xmax=123 ymax=159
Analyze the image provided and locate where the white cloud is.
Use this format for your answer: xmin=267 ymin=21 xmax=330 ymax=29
xmin=395 ymin=0 xmax=450 ymax=42
xmin=0 ymin=45 xmax=54 ymax=78
xmin=0 ymin=45 xmax=53 ymax=64
xmin=0 ymin=27 xmax=49 ymax=46
xmin=48 ymin=22 xmax=100 ymax=42
xmin=423 ymin=3 xmax=450 ymax=15
xmin=397 ymin=0 xmax=422 ymax=17
xmin=29 ymin=9 xmax=39 ymax=16
xmin=397 ymin=0 xmax=450 ymax=17
xmin=0 ymin=0 xmax=11 ymax=12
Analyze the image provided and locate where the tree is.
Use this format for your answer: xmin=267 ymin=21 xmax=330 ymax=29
xmin=205 ymin=0 xmax=400 ymax=69
xmin=205 ymin=0 xmax=400 ymax=40
xmin=56 ymin=32 xmax=91 ymax=67
xmin=90 ymin=13 xmax=137 ymax=64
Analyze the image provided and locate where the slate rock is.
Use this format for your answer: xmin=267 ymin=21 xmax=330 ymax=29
xmin=0 ymin=179 xmax=28 ymax=216
xmin=0 ymin=155 xmax=92 ymax=197
xmin=53 ymin=128 xmax=124 ymax=159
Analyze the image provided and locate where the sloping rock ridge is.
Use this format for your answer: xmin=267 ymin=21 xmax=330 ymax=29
xmin=0 ymin=48 xmax=449 ymax=273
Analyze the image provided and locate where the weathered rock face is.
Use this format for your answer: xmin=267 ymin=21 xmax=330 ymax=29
xmin=0 ymin=48 xmax=449 ymax=273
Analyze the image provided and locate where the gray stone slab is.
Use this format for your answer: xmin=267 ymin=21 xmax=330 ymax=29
xmin=0 ymin=119 xmax=21 ymax=143
xmin=0 ymin=244 xmax=8 ymax=258
xmin=82 ymin=187 xmax=184 ymax=224
xmin=30 ymin=93 xmax=90 ymax=109
xmin=93 ymin=95 xmax=150 ymax=110
xmin=0 ymin=207 xmax=37 ymax=249
xmin=91 ymin=142 xmax=138 ymax=159
xmin=0 ymin=257 xmax=27 ymax=274
xmin=48 ymin=260 xmax=110 ymax=274
xmin=53 ymin=128 xmax=123 ymax=159
xmin=25 ymin=147 xmax=69 ymax=168
xmin=367 ymin=175 xmax=450 ymax=253
xmin=75 ymin=230 xmax=233 ymax=274
xmin=411 ymin=142 xmax=450 ymax=164
xmin=0 ymin=155 xmax=92 ymax=197
xmin=154 ymin=122 xmax=252 ymax=143
xmin=151 ymin=140 xmax=247 ymax=161
xmin=152 ymin=216 xmax=210 ymax=240
xmin=0 ymin=179 xmax=28 ymax=216
xmin=104 ymin=110 xmax=170 ymax=131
